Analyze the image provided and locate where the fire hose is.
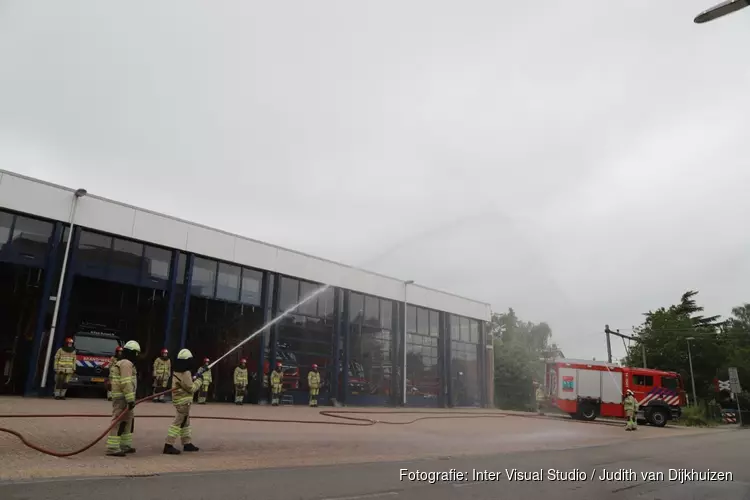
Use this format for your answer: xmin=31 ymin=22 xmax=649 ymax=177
xmin=0 ymin=388 xmax=517 ymax=458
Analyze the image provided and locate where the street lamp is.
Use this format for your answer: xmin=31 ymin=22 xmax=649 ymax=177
xmin=694 ymin=0 xmax=749 ymax=23
xmin=402 ymin=280 xmax=414 ymax=406
xmin=686 ymin=337 xmax=698 ymax=406
xmin=40 ymin=188 xmax=87 ymax=389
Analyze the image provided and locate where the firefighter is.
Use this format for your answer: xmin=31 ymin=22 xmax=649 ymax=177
xmin=624 ymin=389 xmax=638 ymax=431
xmin=534 ymin=381 xmax=545 ymax=415
xmin=152 ymin=348 xmax=171 ymax=402
xmin=106 ymin=346 xmax=123 ymax=401
xmin=308 ymin=364 xmax=321 ymax=407
xmin=196 ymin=358 xmax=212 ymax=404
xmin=234 ymin=358 xmax=248 ymax=405
xmin=270 ymin=361 xmax=284 ymax=406
xmin=105 ymin=340 xmax=141 ymax=457
xmin=53 ymin=337 xmax=76 ymax=400
xmin=163 ymin=349 xmax=203 ymax=455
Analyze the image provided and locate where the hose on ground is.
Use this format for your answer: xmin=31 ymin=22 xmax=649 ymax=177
xmin=0 ymin=390 xmax=514 ymax=458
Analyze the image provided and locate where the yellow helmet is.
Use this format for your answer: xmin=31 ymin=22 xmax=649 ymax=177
xmin=177 ymin=349 xmax=193 ymax=360
xmin=123 ymin=340 xmax=141 ymax=352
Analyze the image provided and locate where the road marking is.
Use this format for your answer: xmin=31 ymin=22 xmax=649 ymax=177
xmin=321 ymin=492 xmax=399 ymax=500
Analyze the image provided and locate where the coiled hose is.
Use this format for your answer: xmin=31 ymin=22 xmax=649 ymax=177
xmin=0 ymin=389 xmax=520 ymax=458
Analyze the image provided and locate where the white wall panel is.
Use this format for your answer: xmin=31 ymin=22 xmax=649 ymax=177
xmin=75 ymin=197 xmax=136 ymax=238
xmin=186 ymin=225 xmax=235 ymax=262
xmin=233 ymin=237 xmax=278 ymax=272
xmin=132 ymin=210 xmax=190 ymax=250
xmin=0 ymin=169 xmax=492 ymax=321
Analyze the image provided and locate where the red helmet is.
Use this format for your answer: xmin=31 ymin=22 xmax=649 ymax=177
xmin=115 ymin=346 xmax=123 ymax=353
xmin=160 ymin=348 xmax=168 ymax=356
xmin=64 ymin=337 xmax=74 ymax=346
xmin=203 ymin=358 xmax=210 ymax=364
xmin=276 ymin=361 xmax=283 ymax=368
xmin=311 ymin=364 xmax=318 ymax=369
xmin=240 ymin=358 xmax=247 ymax=364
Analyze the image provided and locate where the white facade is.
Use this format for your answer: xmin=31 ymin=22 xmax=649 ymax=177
xmin=0 ymin=169 xmax=492 ymax=321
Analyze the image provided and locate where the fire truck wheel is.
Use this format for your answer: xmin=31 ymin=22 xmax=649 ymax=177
xmin=578 ymin=403 xmax=597 ymax=421
xmin=648 ymin=408 xmax=668 ymax=427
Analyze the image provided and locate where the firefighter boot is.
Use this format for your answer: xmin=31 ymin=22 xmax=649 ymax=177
xmin=183 ymin=443 xmax=199 ymax=452
xmin=121 ymin=445 xmax=136 ymax=454
xmin=163 ymin=444 xmax=181 ymax=455
xmin=106 ymin=449 xmax=127 ymax=457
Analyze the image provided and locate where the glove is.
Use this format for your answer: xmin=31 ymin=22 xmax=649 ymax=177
xmin=127 ymin=401 xmax=135 ymax=411
xmin=193 ymin=372 xmax=204 ymax=381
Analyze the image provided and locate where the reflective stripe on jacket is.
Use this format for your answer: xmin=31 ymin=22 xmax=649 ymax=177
xmin=172 ymin=371 xmax=202 ymax=406
xmin=109 ymin=361 xmax=122 ymax=399
xmin=201 ymin=368 xmax=212 ymax=385
xmin=153 ymin=358 xmax=171 ymax=378
xmin=234 ymin=367 xmax=248 ymax=385
xmin=114 ymin=359 xmax=137 ymax=403
xmin=270 ymin=371 xmax=283 ymax=386
xmin=54 ymin=348 xmax=76 ymax=374
xmin=623 ymin=395 xmax=638 ymax=412
xmin=308 ymin=371 xmax=320 ymax=389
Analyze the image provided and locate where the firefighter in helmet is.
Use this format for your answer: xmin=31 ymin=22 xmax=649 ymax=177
xmin=107 ymin=346 xmax=124 ymax=401
xmin=53 ymin=337 xmax=76 ymax=400
xmin=270 ymin=361 xmax=284 ymax=406
xmin=196 ymin=357 xmax=212 ymax=404
xmin=234 ymin=358 xmax=248 ymax=405
xmin=163 ymin=349 xmax=203 ymax=455
xmin=152 ymin=348 xmax=171 ymax=402
xmin=308 ymin=364 xmax=321 ymax=407
xmin=534 ymin=381 xmax=545 ymax=415
xmin=105 ymin=340 xmax=141 ymax=457
xmin=623 ymin=389 xmax=638 ymax=431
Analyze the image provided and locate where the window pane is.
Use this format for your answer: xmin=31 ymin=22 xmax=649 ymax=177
xmin=279 ymin=277 xmax=300 ymax=311
xmin=144 ymin=246 xmax=171 ymax=283
xmin=110 ymin=238 xmax=143 ymax=284
xmin=7 ymin=215 xmax=53 ymax=264
xmin=349 ymin=293 xmax=364 ymax=324
xmin=298 ymin=281 xmax=319 ymax=316
xmin=240 ymin=268 xmax=262 ymax=305
xmin=460 ymin=317 xmax=470 ymax=342
xmin=0 ymin=211 xmax=12 ymax=251
xmin=191 ymin=257 xmax=217 ymax=297
xmin=429 ymin=310 xmax=439 ymax=337
xmin=407 ymin=306 xmax=417 ymax=333
xmin=317 ymin=286 xmax=335 ymax=319
xmin=450 ymin=315 xmax=459 ymax=340
xmin=176 ymin=252 xmax=187 ymax=285
xmin=216 ymin=262 xmax=241 ymax=301
xmin=78 ymin=231 xmax=112 ymax=275
xmin=417 ymin=308 xmax=428 ymax=335
xmin=469 ymin=320 xmax=479 ymax=344
xmin=380 ymin=299 xmax=392 ymax=329
xmin=364 ymin=295 xmax=380 ymax=326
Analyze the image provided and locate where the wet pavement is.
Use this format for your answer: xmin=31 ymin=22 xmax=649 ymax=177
xmin=0 ymin=396 xmax=723 ymax=482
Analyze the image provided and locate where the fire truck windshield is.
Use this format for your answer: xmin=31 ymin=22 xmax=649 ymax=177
xmin=73 ymin=334 xmax=120 ymax=355
xmin=661 ymin=376 xmax=680 ymax=390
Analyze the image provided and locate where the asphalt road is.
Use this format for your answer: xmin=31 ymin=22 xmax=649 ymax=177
xmin=1 ymin=428 xmax=747 ymax=500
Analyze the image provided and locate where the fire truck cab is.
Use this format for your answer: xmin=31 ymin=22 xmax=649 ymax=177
xmin=545 ymin=358 xmax=686 ymax=427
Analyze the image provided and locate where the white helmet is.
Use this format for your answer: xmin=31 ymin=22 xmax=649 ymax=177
xmin=626 ymin=389 xmax=634 ymax=396
xmin=177 ymin=348 xmax=193 ymax=360
xmin=123 ymin=340 xmax=141 ymax=352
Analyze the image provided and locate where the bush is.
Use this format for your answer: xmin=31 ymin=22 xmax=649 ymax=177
xmin=679 ymin=405 xmax=716 ymax=427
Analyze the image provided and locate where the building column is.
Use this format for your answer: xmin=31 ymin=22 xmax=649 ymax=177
xmin=43 ymin=226 xmax=81 ymax=394
xmin=389 ymin=301 xmax=399 ymax=406
xmin=341 ymin=290 xmax=350 ymax=404
xmin=268 ymin=273 xmax=280 ymax=369
xmin=256 ymin=271 xmax=273 ymax=404
xmin=437 ymin=312 xmax=447 ymax=408
xmin=178 ymin=254 xmax=195 ymax=349
xmin=397 ymin=302 xmax=406 ymax=406
xmin=445 ymin=314 xmax=454 ymax=408
xmin=331 ymin=287 xmax=341 ymax=404
xmin=162 ymin=250 xmax=180 ymax=351
xmin=485 ymin=321 xmax=494 ymax=408
xmin=24 ymin=222 xmax=64 ymax=396
xmin=478 ymin=321 xmax=486 ymax=408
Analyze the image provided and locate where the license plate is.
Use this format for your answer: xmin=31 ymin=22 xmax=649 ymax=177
xmin=91 ymin=377 xmax=105 ymax=383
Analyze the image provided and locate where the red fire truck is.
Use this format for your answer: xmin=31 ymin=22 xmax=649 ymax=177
xmin=545 ymin=358 xmax=687 ymax=427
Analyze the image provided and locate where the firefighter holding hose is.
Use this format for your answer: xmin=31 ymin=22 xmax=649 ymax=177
xmin=308 ymin=364 xmax=321 ymax=407
xmin=624 ymin=389 xmax=638 ymax=431
xmin=196 ymin=357 xmax=212 ymax=404
xmin=105 ymin=340 xmax=141 ymax=457
xmin=270 ymin=361 xmax=284 ymax=406
xmin=163 ymin=349 xmax=203 ymax=455
xmin=106 ymin=346 xmax=123 ymax=401
xmin=234 ymin=358 xmax=248 ymax=405
xmin=152 ymin=348 xmax=171 ymax=402
xmin=53 ymin=337 xmax=76 ymax=400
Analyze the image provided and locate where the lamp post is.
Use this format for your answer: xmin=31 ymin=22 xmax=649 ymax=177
xmin=686 ymin=337 xmax=698 ymax=406
xmin=694 ymin=0 xmax=749 ymax=23
xmin=40 ymin=188 xmax=87 ymax=389
xmin=402 ymin=279 xmax=414 ymax=406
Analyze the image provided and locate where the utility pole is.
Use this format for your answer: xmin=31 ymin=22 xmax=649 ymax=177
xmin=604 ymin=325 xmax=647 ymax=368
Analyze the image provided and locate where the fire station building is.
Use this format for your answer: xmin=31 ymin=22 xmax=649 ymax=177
xmin=0 ymin=169 xmax=493 ymax=407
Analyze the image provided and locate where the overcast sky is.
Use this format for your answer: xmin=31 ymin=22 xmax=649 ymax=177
xmin=1 ymin=1 xmax=748 ymax=361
